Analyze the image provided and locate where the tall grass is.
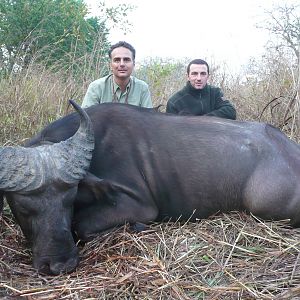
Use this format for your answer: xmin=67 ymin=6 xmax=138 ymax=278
xmin=0 ymin=49 xmax=299 ymax=145
xmin=0 ymin=63 xmax=77 ymax=145
xmin=0 ymin=39 xmax=108 ymax=145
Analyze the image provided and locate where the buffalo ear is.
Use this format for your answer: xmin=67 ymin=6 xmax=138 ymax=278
xmin=0 ymin=191 xmax=4 ymax=214
xmin=79 ymin=172 xmax=117 ymax=206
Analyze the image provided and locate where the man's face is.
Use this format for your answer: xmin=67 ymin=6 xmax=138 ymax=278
xmin=187 ymin=64 xmax=209 ymax=89
xmin=110 ymin=47 xmax=135 ymax=80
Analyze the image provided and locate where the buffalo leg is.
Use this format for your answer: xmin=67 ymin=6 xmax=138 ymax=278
xmin=73 ymin=192 xmax=158 ymax=241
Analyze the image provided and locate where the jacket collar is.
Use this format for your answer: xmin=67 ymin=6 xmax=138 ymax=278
xmin=185 ymin=81 xmax=208 ymax=96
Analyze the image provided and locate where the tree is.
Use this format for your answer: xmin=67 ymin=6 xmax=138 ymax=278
xmin=0 ymin=0 xmax=110 ymax=74
xmin=256 ymin=2 xmax=300 ymax=138
xmin=260 ymin=3 xmax=300 ymax=64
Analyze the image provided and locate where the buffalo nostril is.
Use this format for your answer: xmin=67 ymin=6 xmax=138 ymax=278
xmin=37 ymin=262 xmax=52 ymax=275
xmin=50 ymin=257 xmax=79 ymax=275
xmin=65 ymin=257 xmax=79 ymax=272
xmin=50 ymin=262 xmax=66 ymax=275
xmin=33 ymin=248 xmax=79 ymax=275
xmin=33 ymin=257 xmax=50 ymax=275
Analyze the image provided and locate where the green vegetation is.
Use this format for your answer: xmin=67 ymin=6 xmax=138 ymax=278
xmin=0 ymin=0 xmax=110 ymax=76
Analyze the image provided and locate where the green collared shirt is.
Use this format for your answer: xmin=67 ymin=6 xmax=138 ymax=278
xmin=82 ymin=74 xmax=153 ymax=108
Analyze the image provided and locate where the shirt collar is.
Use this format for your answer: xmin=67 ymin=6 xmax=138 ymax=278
xmin=111 ymin=75 xmax=132 ymax=93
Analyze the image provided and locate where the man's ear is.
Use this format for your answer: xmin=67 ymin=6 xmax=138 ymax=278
xmin=0 ymin=191 xmax=4 ymax=214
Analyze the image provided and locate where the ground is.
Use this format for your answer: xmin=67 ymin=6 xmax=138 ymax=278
xmin=1 ymin=210 xmax=300 ymax=299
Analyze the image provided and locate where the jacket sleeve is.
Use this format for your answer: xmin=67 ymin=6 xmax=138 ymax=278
xmin=81 ymin=81 xmax=101 ymax=108
xmin=166 ymin=98 xmax=179 ymax=114
xmin=205 ymin=88 xmax=237 ymax=120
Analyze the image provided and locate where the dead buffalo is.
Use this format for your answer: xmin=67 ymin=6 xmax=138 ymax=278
xmin=1 ymin=101 xmax=300 ymax=275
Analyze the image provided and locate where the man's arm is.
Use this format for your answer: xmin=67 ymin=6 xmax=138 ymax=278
xmin=140 ymin=84 xmax=153 ymax=108
xmin=205 ymin=88 xmax=236 ymax=120
xmin=81 ymin=81 xmax=101 ymax=108
xmin=166 ymin=98 xmax=179 ymax=114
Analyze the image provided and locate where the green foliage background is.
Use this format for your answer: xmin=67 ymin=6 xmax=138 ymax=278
xmin=0 ymin=0 xmax=110 ymax=75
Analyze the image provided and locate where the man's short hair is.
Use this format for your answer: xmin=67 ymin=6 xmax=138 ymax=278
xmin=108 ymin=41 xmax=136 ymax=61
xmin=187 ymin=59 xmax=210 ymax=75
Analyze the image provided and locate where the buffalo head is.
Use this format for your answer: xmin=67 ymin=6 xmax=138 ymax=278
xmin=0 ymin=100 xmax=94 ymax=275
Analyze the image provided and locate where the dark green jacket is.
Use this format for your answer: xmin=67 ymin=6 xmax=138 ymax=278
xmin=166 ymin=82 xmax=236 ymax=119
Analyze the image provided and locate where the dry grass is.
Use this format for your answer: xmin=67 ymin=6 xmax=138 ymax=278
xmin=1 ymin=211 xmax=300 ymax=299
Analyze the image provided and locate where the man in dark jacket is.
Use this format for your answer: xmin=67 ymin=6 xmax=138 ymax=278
xmin=166 ymin=59 xmax=236 ymax=119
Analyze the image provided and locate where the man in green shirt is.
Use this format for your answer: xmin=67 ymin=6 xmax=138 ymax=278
xmin=166 ymin=59 xmax=236 ymax=119
xmin=82 ymin=41 xmax=152 ymax=108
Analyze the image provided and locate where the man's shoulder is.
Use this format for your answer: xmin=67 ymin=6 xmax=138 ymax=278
xmin=131 ymin=76 xmax=149 ymax=88
xmin=168 ymin=86 xmax=187 ymax=103
xmin=89 ymin=75 xmax=111 ymax=87
xmin=206 ymin=84 xmax=222 ymax=93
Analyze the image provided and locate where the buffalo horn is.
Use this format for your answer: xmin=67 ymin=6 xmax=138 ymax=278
xmin=0 ymin=100 xmax=94 ymax=192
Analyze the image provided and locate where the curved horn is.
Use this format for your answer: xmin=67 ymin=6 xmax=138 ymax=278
xmin=48 ymin=100 xmax=95 ymax=184
xmin=0 ymin=100 xmax=94 ymax=192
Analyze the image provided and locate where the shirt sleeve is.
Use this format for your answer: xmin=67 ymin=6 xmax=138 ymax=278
xmin=205 ymin=88 xmax=237 ymax=120
xmin=140 ymin=84 xmax=153 ymax=108
xmin=81 ymin=81 xmax=101 ymax=108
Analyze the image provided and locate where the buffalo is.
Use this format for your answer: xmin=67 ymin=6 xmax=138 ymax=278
xmin=1 ymin=100 xmax=300 ymax=275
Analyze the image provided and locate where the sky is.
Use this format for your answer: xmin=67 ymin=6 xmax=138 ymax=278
xmin=84 ymin=0 xmax=296 ymax=72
